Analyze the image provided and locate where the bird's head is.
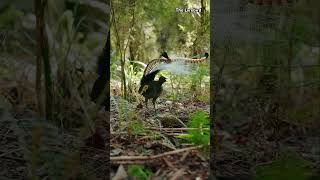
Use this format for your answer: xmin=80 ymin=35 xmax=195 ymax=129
xmin=204 ymin=52 xmax=209 ymax=59
xmin=160 ymin=51 xmax=171 ymax=63
xmin=160 ymin=52 xmax=169 ymax=59
xmin=159 ymin=76 xmax=167 ymax=83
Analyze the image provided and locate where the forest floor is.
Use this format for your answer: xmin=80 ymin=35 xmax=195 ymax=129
xmin=0 ymin=54 xmax=210 ymax=179
xmin=0 ymin=76 xmax=211 ymax=179
xmin=215 ymin=112 xmax=320 ymax=179
xmin=110 ymin=96 xmax=210 ymax=179
xmin=0 ymin=96 xmax=210 ymax=179
xmin=2 ymin=86 xmax=319 ymax=179
xmin=1 ymin=56 xmax=319 ymax=179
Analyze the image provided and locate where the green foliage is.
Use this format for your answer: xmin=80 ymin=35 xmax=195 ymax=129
xmin=111 ymin=0 xmax=210 ymax=101
xmin=188 ymin=111 xmax=209 ymax=128
xmin=0 ymin=5 xmax=23 ymax=29
xmin=112 ymin=0 xmax=210 ymax=61
xmin=197 ymin=94 xmax=209 ymax=102
xmin=254 ymin=151 xmax=316 ymax=180
xmin=116 ymin=97 xmax=129 ymax=128
xmin=124 ymin=60 xmax=145 ymax=100
xmin=128 ymin=120 xmax=145 ymax=135
xmin=128 ymin=165 xmax=154 ymax=180
xmin=292 ymin=16 xmax=314 ymax=42
xmin=190 ymin=65 xmax=209 ymax=94
xmin=186 ymin=111 xmax=210 ymax=146
xmin=0 ymin=5 xmax=24 ymax=52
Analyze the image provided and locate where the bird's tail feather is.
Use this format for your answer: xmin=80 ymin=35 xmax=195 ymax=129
xmin=144 ymin=52 xmax=209 ymax=76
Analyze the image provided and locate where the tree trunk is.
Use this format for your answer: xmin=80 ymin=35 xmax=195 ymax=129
xmin=192 ymin=0 xmax=206 ymax=56
xmin=43 ymin=34 xmax=53 ymax=120
xmin=287 ymin=8 xmax=293 ymax=101
xmin=318 ymin=10 xmax=320 ymax=91
xmin=35 ymin=0 xmax=53 ymax=120
xmin=35 ymin=0 xmax=44 ymax=117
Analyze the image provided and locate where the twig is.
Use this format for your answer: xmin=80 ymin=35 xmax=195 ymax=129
xmin=180 ymin=151 xmax=190 ymax=161
xmin=164 ymin=133 xmax=188 ymax=137
xmin=147 ymin=128 xmax=209 ymax=131
xmin=0 ymin=148 xmax=22 ymax=158
xmin=111 ymin=145 xmax=202 ymax=162
xmin=163 ymin=157 xmax=175 ymax=168
xmin=156 ymin=141 xmax=176 ymax=150
xmin=0 ymin=155 xmax=25 ymax=163
xmin=110 ymin=160 xmax=147 ymax=164
xmin=112 ymin=127 xmax=210 ymax=134
xmin=170 ymin=168 xmax=185 ymax=180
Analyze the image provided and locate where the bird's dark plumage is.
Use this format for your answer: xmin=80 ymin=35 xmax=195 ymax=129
xmin=141 ymin=76 xmax=166 ymax=109
xmin=138 ymin=70 xmax=160 ymax=93
xmin=161 ymin=51 xmax=169 ymax=59
xmin=138 ymin=52 xmax=169 ymax=109
xmin=204 ymin=52 xmax=209 ymax=59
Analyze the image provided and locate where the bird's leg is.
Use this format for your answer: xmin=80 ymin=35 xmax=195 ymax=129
xmin=144 ymin=98 xmax=149 ymax=117
xmin=152 ymin=98 xmax=157 ymax=112
xmin=145 ymin=98 xmax=149 ymax=109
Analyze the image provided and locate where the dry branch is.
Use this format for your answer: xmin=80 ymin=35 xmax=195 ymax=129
xmin=110 ymin=145 xmax=202 ymax=163
xmin=147 ymin=128 xmax=209 ymax=131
